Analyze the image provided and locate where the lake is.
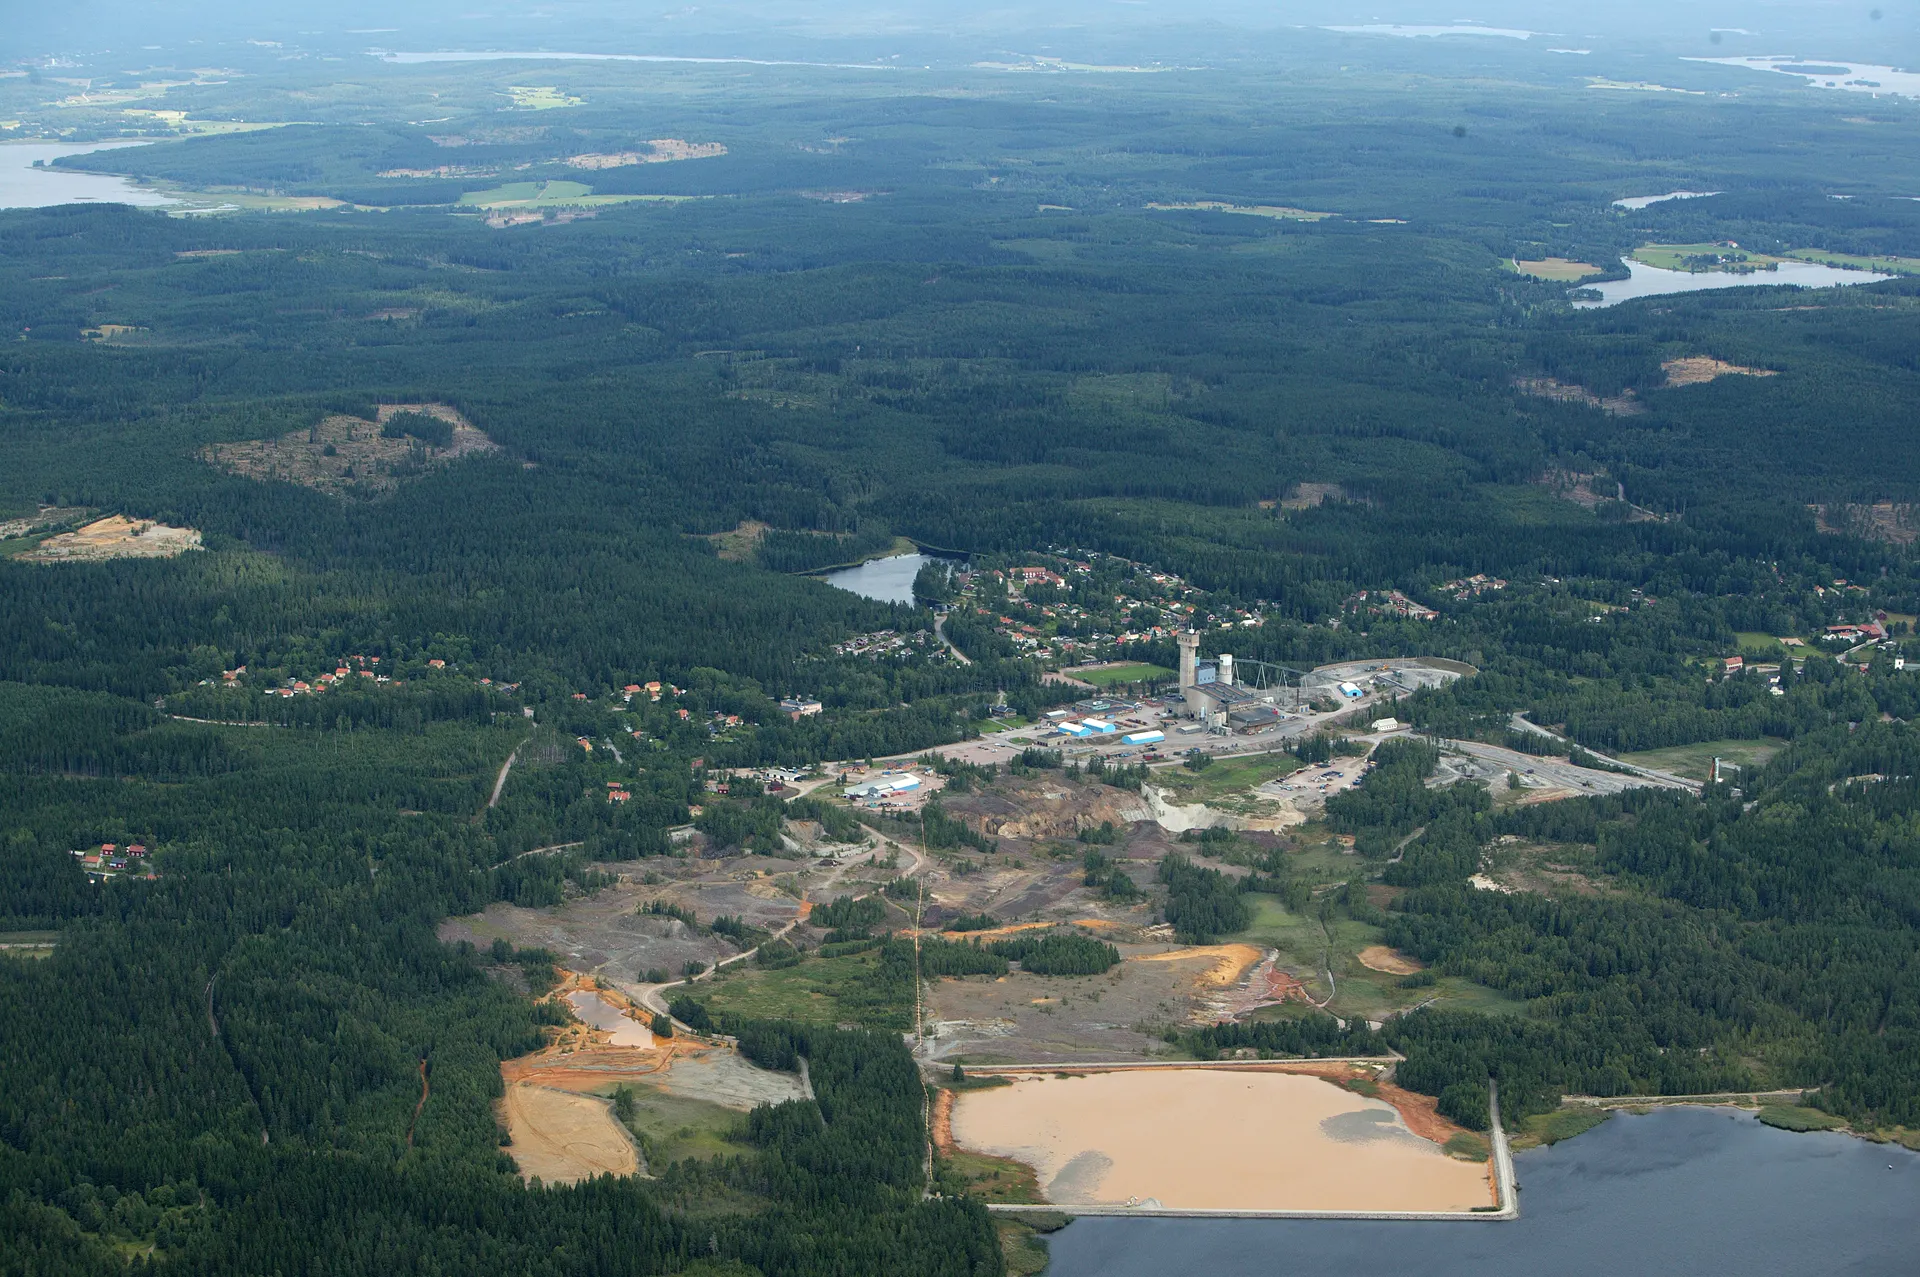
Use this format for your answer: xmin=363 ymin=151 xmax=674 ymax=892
xmin=1045 ymin=1106 xmax=1920 ymax=1276
xmin=378 ymin=50 xmax=895 ymax=71
xmin=1611 ymin=190 xmax=1719 ymax=210
xmin=819 ymin=551 xmax=958 ymax=605
xmin=1688 ymin=56 xmax=1920 ymax=101
xmin=1572 ymin=257 xmax=1896 ymax=308
xmin=0 ymin=141 xmax=173 ymax=210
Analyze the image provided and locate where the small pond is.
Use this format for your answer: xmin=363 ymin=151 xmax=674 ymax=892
xmin=819 ymin=552 xmax=960 ymax=605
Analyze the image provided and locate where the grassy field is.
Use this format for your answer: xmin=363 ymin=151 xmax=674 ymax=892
xmin=1511 ymin=257 xmax=1602 ymax=281
xmin=1508 ymin=1107 xmax=1611 ymax=1151
xmin=1784 ymin=249 xmax=1920 ymax=276
xmin=506 ymin=86 xmax=584 ymax=110
xmin=1631 ymin=243 xmax=1785 ymax=272
xmin=939 ymin=1147 xmax=1043 ymax=1204
xmin=696 ymin=947 xmax=908 ymax=1030
xmin=0 ymin=930 xmax=58 ymax=960
xmin=1734 ymin=631 xmax=1789 ymax=655
xmin=1233 ymin=895 xmax=1525 ymax=1021
xmin=1152 ymin=752 xmax=1300 ymax=803
xmin=611 ymin=1083 xmax=752 ymax=1166
xmin=1075 ymin=662 xmax=1175 ymax=688
xmin=1619 ymin=738 xmax=1785 ymax=783
xmin=457 ymin=181 xmax=696 ymax=211
xmin=1756 ymin=1105 xmax=1847 ymax=1133
xmin=1146 ymin=201 xmax=1334 ymax=220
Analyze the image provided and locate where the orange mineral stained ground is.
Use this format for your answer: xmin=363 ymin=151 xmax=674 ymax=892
xmin=949 ymin=1068 xmax=1493 ymax=1212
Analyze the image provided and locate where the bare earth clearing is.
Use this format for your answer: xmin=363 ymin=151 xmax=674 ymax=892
xmin=495 ymin=970 xmax=807 ymax=1183
xmin=1357 ymin=945 xmax=1422 ymax=975
xmin=1515 ymin=376 xmax=1643 ymax=416
xmin=17 ymin=514 xmax=202 ymax=562
xmin=499 ymin=1083 xmax=639 ymax=1184
xmin=1661 ymin=355 xmax=1777 ymax=385
xmin=204 ymin=403 xmax=497 ymax=497
xmin=566 ymin=141 xmax=726 ymax=167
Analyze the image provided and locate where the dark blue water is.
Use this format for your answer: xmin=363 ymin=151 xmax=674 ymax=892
xmin=1046 ymin=1107 xmax=1920 ymax=1276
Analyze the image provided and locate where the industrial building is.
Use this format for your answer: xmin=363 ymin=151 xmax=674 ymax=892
xmin=843 ymin=774 xmax=923 ymax=800
xmin=1174 ymin=631 xmax=1303 ymax=732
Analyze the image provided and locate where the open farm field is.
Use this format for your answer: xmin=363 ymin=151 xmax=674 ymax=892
xmin=1512 ymin=257 xmax=1601 ymax=281
xmin=1784 ymin=249 xmax=1920 ymax=275
xmin=1146 ymin=201 xmax=1334 ymax=221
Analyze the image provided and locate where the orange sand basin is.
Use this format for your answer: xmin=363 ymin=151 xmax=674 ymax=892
xmin=499 ymin=1083 xmax=638 ymax=1184
xmin=1357 ymin=945 xmax=1424 ymax=975
xmin=1133 ymin=942 xmax=1265 ymax=987
xmin=950 ymin=1069 xmax=1493 ymax=1212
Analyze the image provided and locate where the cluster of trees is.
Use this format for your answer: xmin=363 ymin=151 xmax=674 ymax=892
xmin=983 ymin=931 xmax=1121 ymax=976
xmin=1158 ymin=855 xmax=1252 ymax=943
xmin=1326 ymin=720 xmax=1920 ymax=1130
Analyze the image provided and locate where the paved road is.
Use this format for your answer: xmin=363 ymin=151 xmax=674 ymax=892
xmin=1506 ymin=714 xmax=1701 ymax=792
xmin=932 ymin=612 xmax=972 ymax=666
xmin=1444 ymin=738 xmax=1692 ymax=797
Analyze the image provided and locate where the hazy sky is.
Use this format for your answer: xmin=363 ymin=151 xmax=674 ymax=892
xmin=4 ymin=2 xmax=1912 ymax=67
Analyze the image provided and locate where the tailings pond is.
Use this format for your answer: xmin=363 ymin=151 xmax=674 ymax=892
xmin=0 ymin=141 xmax=172 ymax=210
xmin=951 ymin=1068 xmax=1491 ymax=1212
xmin=1573 ymin=258 xmax=1895 ymax=307
xmin=1045 ymin=1106 xmax=1920 ymax=1276
xmin=819 ymin=551 xmax=959 ymax=605
xmin=565 ymin=989 xmax=653 ymax=1048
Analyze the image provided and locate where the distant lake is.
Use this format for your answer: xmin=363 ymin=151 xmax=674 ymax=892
xmin=378 ymin=50 xmax=895 ymax=71
xmin=1611 ymin=190 xmax=1719 ymax=210
xmin=1323 ymin=25 xmax=1534 ymax=40
xmin=1047 ymin=1107 xmax=1920 ymax=1276
xmin=820 ymin=552 xmax=959 ymax=605
xmin=0 ymin=141 xmax=173 ymax=211
xmin=1573 ymin=257 xmax=1896 ymax=307
xmin=1688 ymin=56 xmax=1920 ymax=101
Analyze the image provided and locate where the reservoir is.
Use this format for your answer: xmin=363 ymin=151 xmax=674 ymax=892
xmin=1572 ymin=257 xmax=1896 ymax=307
xmin=0 ymin=141 xmax=172 ymax=211
xmin=1045 ymin=1106 xmax=1920 ymax=1276
xmin=820 ymin=551 xmax=958 ymax=605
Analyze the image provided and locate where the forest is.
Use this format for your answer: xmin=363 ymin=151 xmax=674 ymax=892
xmin=7 ymin=31 xmax=1920 ymax=1274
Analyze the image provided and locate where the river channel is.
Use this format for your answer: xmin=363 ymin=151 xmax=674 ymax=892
xmin=1044 ymin=1106 xmax=1920 ymax=1276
